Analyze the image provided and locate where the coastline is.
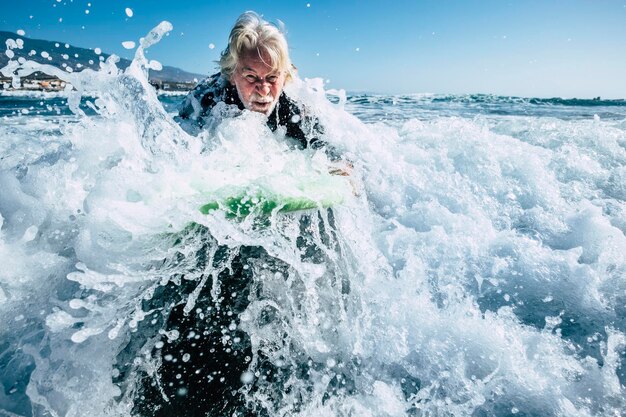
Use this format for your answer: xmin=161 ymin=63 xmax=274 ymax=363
xmin=0 ymin=76 xmax=194 ymax=94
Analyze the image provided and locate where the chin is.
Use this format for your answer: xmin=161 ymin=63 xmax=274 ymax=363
xmin=249 ymin=101 xmax=277 ymax=115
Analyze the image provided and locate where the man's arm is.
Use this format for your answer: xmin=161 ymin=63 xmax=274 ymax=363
xmin=176 ymin=74 xmax=223 ymax=129
xmin=275 ymin=94 xmax=346 ymax=163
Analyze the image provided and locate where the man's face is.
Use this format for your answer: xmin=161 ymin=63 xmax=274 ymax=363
xmin=231 ymin=49 xmax=286 ymax=115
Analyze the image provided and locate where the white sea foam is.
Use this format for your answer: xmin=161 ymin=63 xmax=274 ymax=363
xmin=0 ymin=21 xmax=625 ymax=417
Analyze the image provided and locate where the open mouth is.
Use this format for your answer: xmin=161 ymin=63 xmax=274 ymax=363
xmin=250 ymin=100 xmax=274 ymax=113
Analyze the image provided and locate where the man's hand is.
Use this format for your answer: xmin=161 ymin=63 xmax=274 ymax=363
xmin=328 ymin=161 xmax=360 ymax=196
xmin=328 ymin=161 xmax=353 ymax=177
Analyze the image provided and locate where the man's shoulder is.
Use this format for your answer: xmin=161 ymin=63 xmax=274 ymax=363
xmin=270 ymin=91 xmax=328 ymax=150
xmin=178 ymin=73 xmax=228 ymax=120
xmin=194 ymin=73 xmax=227 ymax=97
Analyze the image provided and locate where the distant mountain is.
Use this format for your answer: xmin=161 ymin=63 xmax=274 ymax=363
xmin=0 ymin=31 xmax=206 ymax=83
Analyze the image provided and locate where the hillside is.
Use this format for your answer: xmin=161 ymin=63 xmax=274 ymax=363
xmin=0 ymin=31 xmax=205 ymax=84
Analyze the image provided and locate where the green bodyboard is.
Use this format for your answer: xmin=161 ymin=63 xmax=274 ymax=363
xmin=198 ymin=179 xmax=349 ymax=219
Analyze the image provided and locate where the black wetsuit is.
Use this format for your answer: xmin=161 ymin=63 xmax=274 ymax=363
xmin=126 ymin=234 xmax=284 ymax=417
xmin=123 ymin=75 xmax=335 ymax=417
xmin=177 ymin=73 xmax=326 ymax=150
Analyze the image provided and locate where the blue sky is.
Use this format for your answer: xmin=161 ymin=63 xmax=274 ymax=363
xmin=2 ymin=0 xmax=625 ymax=98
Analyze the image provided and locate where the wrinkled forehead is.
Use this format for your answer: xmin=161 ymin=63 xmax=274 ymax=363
xmin=237 ymin=48 xmax=282 ymax=74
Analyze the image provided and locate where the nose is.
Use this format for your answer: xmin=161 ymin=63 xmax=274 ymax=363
xmin=256 ymin=82 xmax=270 ymax=96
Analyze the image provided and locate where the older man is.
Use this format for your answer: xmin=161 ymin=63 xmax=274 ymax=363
xmin=178 ymin=11 xmax=324 ymax=151
xmin=127 ymin=12 xmax=339 ymax=417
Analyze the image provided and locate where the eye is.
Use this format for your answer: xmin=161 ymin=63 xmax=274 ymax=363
xmin=244 ymin=74 xmax=258 ymax=83
xmin=266 ymin=76 xmax=278 ymax=84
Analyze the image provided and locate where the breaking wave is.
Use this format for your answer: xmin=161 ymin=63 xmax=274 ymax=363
xmin=1 ymin=22 xmax=626 ymax=417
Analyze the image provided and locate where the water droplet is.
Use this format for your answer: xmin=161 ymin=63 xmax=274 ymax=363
xmin=240 ymin=371 xmax=254 ymax=383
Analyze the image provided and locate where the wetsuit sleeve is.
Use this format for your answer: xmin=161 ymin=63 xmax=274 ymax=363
xmin=299 ymin=113 xmax=343 ymax=161
xmin=177 ymin=74 xmax=221 ymax=124
xmin=275 ymin=95 xmax=342 ymax=161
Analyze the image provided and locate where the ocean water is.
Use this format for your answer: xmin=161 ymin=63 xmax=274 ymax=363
xmin=1 ymin=23 xmax=626 ymax=417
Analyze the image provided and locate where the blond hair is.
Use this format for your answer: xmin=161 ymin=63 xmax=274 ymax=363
xmin=219 ymin=11 xmax=293 ymax=82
